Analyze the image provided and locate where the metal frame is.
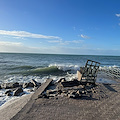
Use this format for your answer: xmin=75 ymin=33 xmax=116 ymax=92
xmin=77 ymin=60 xmax=100 ymax=84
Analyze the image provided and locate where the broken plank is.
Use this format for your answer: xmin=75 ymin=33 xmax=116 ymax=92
xmin=31 ymin=79 xmax=53 ymax=100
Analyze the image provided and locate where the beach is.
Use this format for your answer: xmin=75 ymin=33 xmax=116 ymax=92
xmin=0 ymin=74 xmax=119 ymax=120
xmin=0 ymin=53 xmax=120 ymax=120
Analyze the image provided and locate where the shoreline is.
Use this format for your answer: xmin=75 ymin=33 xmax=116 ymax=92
xmin=0 ymin=74 xmax=120 ymax=120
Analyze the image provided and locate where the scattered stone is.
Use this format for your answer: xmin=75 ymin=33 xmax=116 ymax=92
xmin=1 ymin=82 xmax=20 ymax=89
xmin=38 ymin=93 xmax=49 ymax=99
xmin=48 ymin=94 xmax=57 ymax=97
xmin=19 ymin=82 xmax=24 ymax=87
xmin=60 ymin=93 xmax=67 ymax=97
xmin=13 ymin=87 xmax=23 ymax=96
xmin=57 ymin=90 xmax=62 ymax=94
xmin=5 ymin=90 xmax=12 ymax=94
xmin=6 ymin=92 xmax=12 ymax=96
xmin=31 ymin=79 xmax=41 ymax=87
xmin=22 ymin=83 xmax=28 ymax=88
xmin=5 ymin=90 xmax=12 ymax=96
xmin=68 ymin=90 xmax=80 ymax=98
xmin=28 ymin=89 xmax=34 ymax=92
xmin=68 ymin=93 xmax=76 ymax=98
xmin=76 ymin=90 xmax=81 ymax=95
xmin=58 ymin=78 xmax=66 ymax=83
xmin=23 ymin=82 xmax=34 ymax=88
xmin=61 ymin=79 xmax=80 ymax=87
xmin=46 ymin=89 xmax=57 ymax=94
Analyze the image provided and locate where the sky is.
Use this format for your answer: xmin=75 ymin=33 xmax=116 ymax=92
xmin=0 ymin=0 xmax=120 ymax=55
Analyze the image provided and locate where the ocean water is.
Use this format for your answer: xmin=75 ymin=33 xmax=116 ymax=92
xmin=0 ymin=53 xmax=120 ymax=83
xmin=0 ymin=53 xmax=120 ymax=106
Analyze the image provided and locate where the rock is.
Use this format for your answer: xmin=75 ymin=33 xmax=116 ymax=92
xmin=68 ymin=93 xmax=76 ymax=98
xmin=57 ymin=90 xmax=62 ymax=94
xmin=61 ymin=79 xmax=80 ymax=87
xmin=5 ymin=90 xmax=12 ymax=94
xmin=13 ymin=87 xmax=23 ymax=96
xmin=19 ymin=82 xmax=24 ymax=87
xmin=6 ymin=92 xmax=12 ymax=96
xmin=22 ymin=82 xmax=34 ymax=88
xmin=38 ymin=93 xmax=49 ymax=99
xmin=46 ymin=89 xmax=57 ymax=94
xmin=60 ymin=93 xmax=67 ymax=97
xmin=76 ymin=90 xmax=81 ymax=95
xmin=28 ymin=89 xmax=34 ymax=92
xmin=13 ymin=82 xmax=20 ymax=88
xmin=58 ymin=78 xmax=66 ymax=83
xmin=68 ymin=90 xmax=80 ymax=98
xmin=48 ymin=94 xmax=56 ymax=97
xmin=1 ymin=82 xmax=20 ymax=89
xmin=5 ymin=90 xmax=12 ymax=96
xmin=22 ymin=83 xmax=28 ymax=88
xmin=31 ymin=79 xmax=41 ymax=87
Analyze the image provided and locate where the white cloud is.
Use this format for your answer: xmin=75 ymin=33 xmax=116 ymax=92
xmin=47 ymin=39 xmax=84 ymax=45
xmin=48 ymin=40 xmax=62 ymax=43
xmin=0 ymin=41 xmax=120 ymax=55
xmin=80 ymin=34 xmax=90 ymax=39
xmin=0 ymin=41 xmax=44 ymax=53
xmin=0 ymin=41 xmax=23 ymax=46
xmin=115 ymin=14 xmax=120 ymax=17
xmin=68 ymin=40 xmax=84 ymax=43
xmin=0 ymin=30 xmax=61 ymax=40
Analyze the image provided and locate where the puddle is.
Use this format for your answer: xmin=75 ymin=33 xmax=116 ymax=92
xmin=96 ymin=78 xmax=117 ymax=84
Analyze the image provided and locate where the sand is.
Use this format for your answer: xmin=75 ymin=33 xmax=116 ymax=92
xmin=1 ymin=74 xmax=120 ymax=120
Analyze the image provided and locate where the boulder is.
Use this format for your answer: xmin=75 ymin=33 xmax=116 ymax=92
xmin=22 ymin=82 xmax=34 ymax=88
xmin=5 ymin=90 xmax=12 ymax=94
xmin=58 ymin=78 xmax=66 ymax=83
xmin=31 ymin=79 xmax=41 ymax=87
xmin=5 ymin=90 xmax=12 ymax=96
xmin=13 ymin=87 xmax=23 ymax=96
xmin=61 ymin=79 xmax=80 ymax=87
xmin=38 ymin=93 xmax=49 ymax=99
xmin=1 ymin=82 xmax=20 ymax=89
xmin=46 ymin=89 xmax=57 ymax=94
xmin=68 ymin=90 xmax=80 ymax=98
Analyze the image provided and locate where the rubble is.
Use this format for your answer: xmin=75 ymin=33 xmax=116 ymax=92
xmin=13 ymin=87 xmax=23 ymax=96
xmin=1 ymin=82 xmax=20 ymax=89
xmin=0 ymin=79 xmax=41 ymax=97
xmin=38 ymin=78 xmax=98 ymax=99
xmin=0 ymin=77 xmax=97 ymax=98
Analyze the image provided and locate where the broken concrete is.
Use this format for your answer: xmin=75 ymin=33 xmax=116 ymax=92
xmin=1 ymin=82 xmax=20 ymax=89
xmin=13 ymin=87 xmax=23 ymax=96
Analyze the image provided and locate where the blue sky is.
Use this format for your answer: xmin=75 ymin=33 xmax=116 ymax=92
xmin=0 ymin=0 xmax=120 ymax=55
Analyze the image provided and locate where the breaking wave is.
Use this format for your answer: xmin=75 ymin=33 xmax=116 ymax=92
xmin=11 ymin=66 xmax=65 ymax=76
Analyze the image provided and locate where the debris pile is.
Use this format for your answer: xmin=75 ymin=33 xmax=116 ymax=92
xmin=0 ymin=79 xmax=41 ymax=96
xmin=38 ymin=78 xmax=97 ymax=99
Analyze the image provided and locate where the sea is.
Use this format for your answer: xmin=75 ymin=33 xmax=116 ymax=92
xmin=0 ymin=53 xmax=120 ymax=106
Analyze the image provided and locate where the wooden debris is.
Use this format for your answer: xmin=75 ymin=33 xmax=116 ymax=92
xmin=32 ymin=79 xmax=53 ymax=100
